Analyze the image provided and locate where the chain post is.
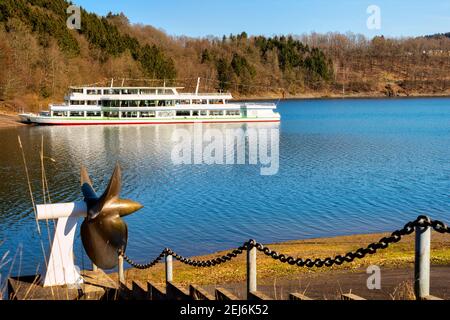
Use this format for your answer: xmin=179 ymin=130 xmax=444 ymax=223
xmin=165 ymin=252 xmax=173 ymax=290
xmin=415 ymin=224 xmax=431 ymax=300
xmin=247 ymin=242 xmax=257 ymax=297
xmin=118 ymin=254 xmax=125 ymax=284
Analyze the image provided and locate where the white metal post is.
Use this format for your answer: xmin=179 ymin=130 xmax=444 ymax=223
xmin=415 ymin=225 xmax=431 ymax=299
xmin=247 ymin=246 xmax=257 ymax=296
xmin=165 ymin=254 xmax=173 ymax=285
xmin=118 ymin=255 xmax=125 ymax=284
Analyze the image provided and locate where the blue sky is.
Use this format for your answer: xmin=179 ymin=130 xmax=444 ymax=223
xmin=73 ymin=0 xmax=450 ymax=38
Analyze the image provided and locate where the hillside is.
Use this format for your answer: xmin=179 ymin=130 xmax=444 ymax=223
xmin=0 ymin=0 xmax=449 ymax=112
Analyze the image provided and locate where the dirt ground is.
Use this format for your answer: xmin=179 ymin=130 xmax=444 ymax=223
xmin=0 ymin=113 xmax=25 ymax=128
xmin=202 ymin=266 xmax=450 ymax=300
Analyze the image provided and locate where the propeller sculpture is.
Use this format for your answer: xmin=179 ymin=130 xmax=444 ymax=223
xmin=36 ymin=164 xmax=143 ymax=287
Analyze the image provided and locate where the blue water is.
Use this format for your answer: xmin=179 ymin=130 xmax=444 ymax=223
xmin=1 ymin=97 xmax=450 ymax=279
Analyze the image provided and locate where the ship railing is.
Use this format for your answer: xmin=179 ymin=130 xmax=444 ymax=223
xmin=178 ymin=92 xmax=232 ymax=96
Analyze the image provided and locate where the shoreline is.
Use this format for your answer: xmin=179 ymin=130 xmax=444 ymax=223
xmin=235 ymin=92 xmax=450 ymax=101
xmin=1 ymin=93 xmax=450 ymax=129
xmin=0 ymin=113 xmax=25 ymax=129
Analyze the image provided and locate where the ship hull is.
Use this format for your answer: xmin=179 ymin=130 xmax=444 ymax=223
xmin=29 ymin=117 xmax=281 ymax=126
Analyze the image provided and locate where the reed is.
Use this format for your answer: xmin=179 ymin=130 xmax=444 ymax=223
xmin=390 ymin=280 xmax=416 ymax=300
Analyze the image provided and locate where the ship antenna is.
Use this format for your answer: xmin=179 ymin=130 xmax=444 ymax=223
xmin=195 ymin=77 xmax=201 ymax=95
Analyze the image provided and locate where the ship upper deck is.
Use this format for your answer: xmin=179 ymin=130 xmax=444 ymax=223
xmin=67 ymin=86 xmax=232 ymax=99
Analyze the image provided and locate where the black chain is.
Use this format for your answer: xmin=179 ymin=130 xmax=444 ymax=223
xmin=120 ymin=245 xmax=249 ymax=269
xmin=119 ymin=216 xmax=449 ymax=270
xmin=165 ymin=245 xmax=248 ymax=268
xmin=120 ymin=250 xmax=166 ymax=270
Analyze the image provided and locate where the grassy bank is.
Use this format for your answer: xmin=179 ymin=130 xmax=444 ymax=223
xmin=117 ymin=232 xmax=450 ymax=287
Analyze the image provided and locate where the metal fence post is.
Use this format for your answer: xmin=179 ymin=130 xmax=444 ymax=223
xmin=165 ymin=254 xmax=173 ymax=289
xmin=415 ymin=225 xmax=431 ymax=300
xmin=247 ymin=245 xmax=257 ymax=297
xmin=118 ymin=255 xmax=125 ymax=284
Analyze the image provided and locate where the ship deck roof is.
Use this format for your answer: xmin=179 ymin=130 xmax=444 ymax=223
xmin=69 ymin=86 xmax=186 ymax=90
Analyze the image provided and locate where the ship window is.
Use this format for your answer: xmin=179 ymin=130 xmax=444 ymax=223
xmin=192 ymin=99 xmax=202 ymax=105
xmin=176 ymin=110 xmax=190 ymax=117
xmin=166 ymin=100 xmax=175 ymax=106
xmin=140 ymin=111 xmax=156 ymax=118
xmin=163 ymin=89 xmax=173 ymax=95
xmin=209 ymin=110 xmax=224 ymax=116
xmin=70 ymin=100 xmax=85 ymax=105
xmin=70 ymin=111 xmax=84 ymax=117
xmin=87 ymin=100 xmax=98 ymax=106
xmin=87 ymin=89 xmax=101 ymax=95
xmin=122 ymin=112 xmax=138 ymax=118
xmin=70 ymin=88 xmax=83 ymax=94
xmin=226 ymin=110 xmax=240 ymax=116
xmin=120 ymin=101 xmax=129 ymax=107
xmin=87 ymin=111 xmax=101 ymax=117
xmin=103 ymin=100 xmax=120 ymax=107
xmin=140 ymin=89 xmax=156 ymax=94
xmin=141 ymin=100 xmax=156 ymax=107
xmin=104 ymin=112 xmax=119 ymax=118
xmin=192 ymin=111 xmax=199 ymax=116
xmin=179 ymin=100 xmax=190 ymax=105
xmin=129 ymin=100 xmax=138 ymax=107
xmin=200 ymin=110 xmax=207 ymax=116
xmin=157 ymin=100 xmax=166 ymax=106
xmin=104 ymin=89 xmax=120 ymax=95
xmin=158 ymin=111 xmax=174 ymax=118
xmin=53 ymin=111 xmax=65 ymax=117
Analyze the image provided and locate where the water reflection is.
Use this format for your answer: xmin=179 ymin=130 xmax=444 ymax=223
xmin=1 ymin=98 xmax=450 ymax=278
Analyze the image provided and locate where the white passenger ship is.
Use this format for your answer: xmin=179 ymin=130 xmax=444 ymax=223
xmin=26 ymin=80 xmax=280 ymax=125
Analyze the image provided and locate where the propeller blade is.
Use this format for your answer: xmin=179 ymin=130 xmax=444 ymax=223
xmin=81 ymin=213 xmax=128 ymax=269
xmin=100 ymin=163 xmax=121 ymax=203
xmin=80 ymin=166 xmax=93 ymax=187
xmin=80 ymin=166 xmax=97 ymax=201
xmin=80 ymin=163 xmax=143 ymax=269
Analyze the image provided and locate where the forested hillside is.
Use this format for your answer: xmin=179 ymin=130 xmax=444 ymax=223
xmin=0 ymin=0 xmax=449 ymax=112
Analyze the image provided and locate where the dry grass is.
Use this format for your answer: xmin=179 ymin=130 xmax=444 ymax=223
xmin=118 ymin=232 xmax=450 ymax=287
xmin=0 ymin=242 xmax=10 ymax=299
xmin=390 ymin=280 xmax=416 ymax=300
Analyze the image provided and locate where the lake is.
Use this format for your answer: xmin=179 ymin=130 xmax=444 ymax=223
xmin=1 ymin=97 xmax=450 ymax=278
